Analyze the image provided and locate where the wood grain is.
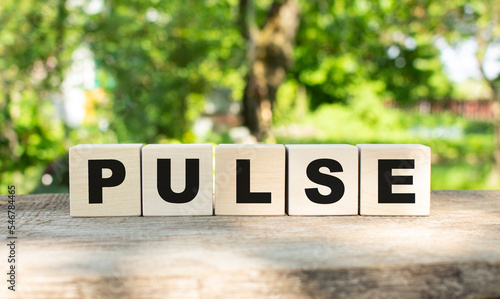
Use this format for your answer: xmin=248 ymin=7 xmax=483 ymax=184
xmin=1 ymin=191 xmax=499 ymax=298
xmin=215 ymin=144 xmax=285 ymax=215
xmin=142 ymin=144 xmax=213 ymax=216
xmin=69 ymin=144 xmax=143 ymax=217
xmin=286 ymin=144 xmax=359 ymax=215
xmin=358 ymin=144 xmax=431 ymax=216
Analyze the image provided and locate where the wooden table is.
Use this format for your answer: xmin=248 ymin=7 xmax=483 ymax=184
xmin=1 ymin=191 xmax=499 ymax=298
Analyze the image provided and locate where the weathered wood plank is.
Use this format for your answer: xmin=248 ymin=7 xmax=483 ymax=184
xmin=1 ymin=191 xmax=499 ymax=298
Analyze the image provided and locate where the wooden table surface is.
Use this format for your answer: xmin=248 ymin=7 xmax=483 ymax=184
xmin=1 ymin=191 xmax=499 ymax=298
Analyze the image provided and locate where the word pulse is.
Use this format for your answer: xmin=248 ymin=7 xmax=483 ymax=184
xmin=69 ymin=144 xmax=431 ymax=217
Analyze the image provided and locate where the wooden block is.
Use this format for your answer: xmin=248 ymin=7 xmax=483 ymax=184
xmin=69 ymin=144 xmax=143 ymax=217
xmin=142 ymin=144 xmax=213 ymax=216
xmin=358 ymin=144 xmax=431 ymax=216
xmin=286 ymin=144 xmax=359 ymax=216
xmin=215 ymin=144 xmax=285 ymax=215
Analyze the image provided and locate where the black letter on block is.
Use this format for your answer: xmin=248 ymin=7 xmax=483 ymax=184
xmin=88 ymin=160 xmax=126 ymax=204
xmin=378 ymin=159 xmax=415 ymax=204
xmin=305 ymin=159 xmax=345 ymax=204
xmin=157 ymin=159 xmax=199 ymax=204
xmin=236 ymin=160 xmax=271 ymax=204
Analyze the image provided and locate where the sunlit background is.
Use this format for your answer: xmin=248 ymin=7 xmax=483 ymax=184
xmin=1 ymin=0 xmax=499 ymax=194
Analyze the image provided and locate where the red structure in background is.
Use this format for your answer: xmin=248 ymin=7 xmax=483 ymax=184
xmin=386 ymin=100 xmax=493 ymax=121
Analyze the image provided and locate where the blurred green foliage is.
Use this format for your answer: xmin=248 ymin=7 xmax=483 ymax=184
xmin=0 ymin=0 xmax=79 ymax=193
xmin=0 ymin=0 xmax=497 ymax=193
xmin=88 ymin=0 xmax=246 ymax=143
xmin=292 ymin=1 xmax=452 ymax=109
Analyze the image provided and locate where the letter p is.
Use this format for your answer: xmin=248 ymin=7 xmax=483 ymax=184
xmin=88 ymin=160 xmax=126 ymax=204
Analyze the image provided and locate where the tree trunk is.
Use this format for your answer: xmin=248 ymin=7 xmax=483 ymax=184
xmin=489 ymin=95 xmax=500 ymax=187
xmin=475 ymin=29 xmax=500 ymax=188
xmin=240 ymin=0 xmax=300 ymax=142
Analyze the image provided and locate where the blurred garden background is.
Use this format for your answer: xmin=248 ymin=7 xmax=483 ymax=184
xmin=1 ymin=0 xmax=500 ymax=194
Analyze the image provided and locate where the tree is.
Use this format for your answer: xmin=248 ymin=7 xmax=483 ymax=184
xmin=239 ymin=0 xmax=300 ymax=142
xmin=86 ymin=0 xmax=245 ymax=144
xmin=1 ymin=0 xmax=246 ymax=193
xmin=290 ymin=0 xmax=451 ymax=110
xmin=439 ymin=0 xmax=500 ymax=184
xmin=0 ymin=0 xmax=82 ymax=192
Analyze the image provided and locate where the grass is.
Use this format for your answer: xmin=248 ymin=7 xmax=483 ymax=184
xmin=431 ymin=162 xmax=493 ymax=189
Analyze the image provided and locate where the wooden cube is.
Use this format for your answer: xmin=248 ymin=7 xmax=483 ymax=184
xmin=286 ymin=144 xmax=359 ymax=216
xmin=215 ymin=144 xmax=285 ymax=215
xmin=69 ymin=144 xmax=143 ymax=217
xmin=358 ymin=144 xmax=431 ymax=216
xmin=142 ymin=144 xmax=213 ymax=216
